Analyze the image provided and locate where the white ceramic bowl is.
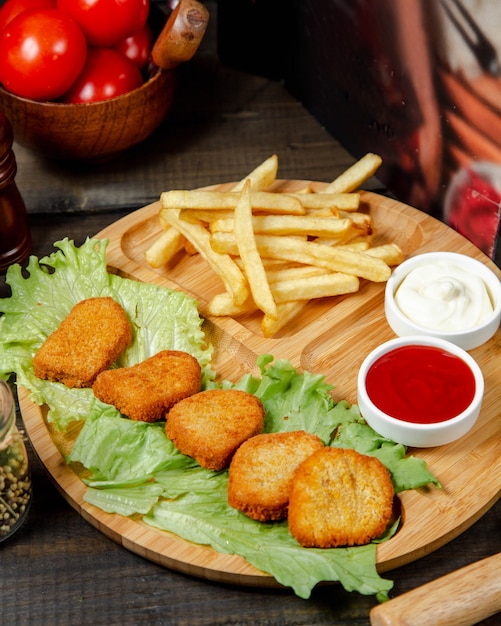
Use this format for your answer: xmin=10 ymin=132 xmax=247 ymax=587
xmin=357 ymin=336 xmax=484 ymax=448
xmin=385 ymin=252 xmax=501 ymax=350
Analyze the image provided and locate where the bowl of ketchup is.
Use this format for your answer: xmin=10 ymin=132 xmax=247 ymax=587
xmin=357 ymin=336 xmax=484 ymax=448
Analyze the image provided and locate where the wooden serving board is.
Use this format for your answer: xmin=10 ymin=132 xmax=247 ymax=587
xmin=20 ymin=181 xmax=501 ymax=588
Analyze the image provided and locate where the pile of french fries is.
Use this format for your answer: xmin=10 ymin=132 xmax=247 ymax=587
xmin=146 ymin=153 xmax=404 ymax=337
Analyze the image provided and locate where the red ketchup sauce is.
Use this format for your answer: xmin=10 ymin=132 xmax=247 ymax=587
xmin=365 ymin=345 xmax=476 ymax=424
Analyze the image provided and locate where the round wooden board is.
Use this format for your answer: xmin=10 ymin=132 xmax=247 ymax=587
xmin=20 ymin=182 xmax=501 ymax=588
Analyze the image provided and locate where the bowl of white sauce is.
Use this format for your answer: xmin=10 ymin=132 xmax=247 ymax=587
xmin=385 ymin=251 xmax=501 ymax=350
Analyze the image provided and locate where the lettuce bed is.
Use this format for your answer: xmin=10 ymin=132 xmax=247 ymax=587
xmin=0 ymin=239 xmax=439 ymax=601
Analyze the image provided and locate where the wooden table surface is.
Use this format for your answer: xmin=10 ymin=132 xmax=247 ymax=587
xmin=1 ymin=2 xmax=500 ymax=624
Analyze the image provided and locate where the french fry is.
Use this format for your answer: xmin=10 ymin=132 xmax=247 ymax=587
xmin=208 ymin=218 xmax=234 ymax=233
xmin=271 ymin=272 xmax=360 ymax=303
xmin=339 ymin=211 xmax=375 ymax=239
xmin=247 ymin=192 xmax=305 ymax=214
xmin=266 ymin=265 xmax=328 ymax=284
xmin=231 ymin=154 xmax=278 ymax=191
xmin=162 ymin=190 xmax=240 ymax=210
xmin=236 ymin=257 xmax=303 ymax=272
xmin=253 ymin=215 xmax=353 ymax=237
xmin=330 ymin=241 xmax=371 ymax=252
xmin=288 ymin=192 xmax=360 ymax=211
xmin=312 ymin=222 xmax=374 ymax=247
xmin=161 ymin=208 xmax=249 ymax=306
xmin=323 ymin=153 xmax=382 ymax=193
xmin=312 ymin=234 xmax=369 ymax=247
xmin=211 ymin=232 xmax=391 ymax=282
xmin=339 ymin=235 xmax=376 ymax=247
xmin=233 ymin=180 xmax=278 ymax=320
xmin=145 ymin=227 xmax=185 ymax=268
xmin=308 ymin=208 xmax=340 ymax=218
xmin=365 ymin=243 xmax=405 ymax=266
xmin=210 ymin=214 xmax=353 ymax=238
xmin=294 ymin=239 xmax=391 ymax=282
xmin=210 ymin=231 xmax=243 ymax=255
xmin=306 ymin=242 xmax=391 ymax=281
xmin=161 ymin=189 xmax=305 ymax=215
xmin=339 ymin=210 xmax=374 ymax=225
xmin=183 ymin=238 xmax=198 ymax=256
xmin=207 ymin=292 xmax=257 ymax=316
xmin=262 ymin=301 xmax=307 ymax=338
xmin=179 ymin=209 xmax=234 ymax=224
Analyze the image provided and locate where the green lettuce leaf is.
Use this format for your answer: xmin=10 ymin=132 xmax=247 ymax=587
xmin=84 ymin=482 xmax=165 ymax=516
xmin=144 ymin=485 xmax=395 ymax=600
xmin=0 ymin=238 xmax=213 ymax=430
xmin=330 ymin=414 xmax=441 ymax=492
xmin=225 ymin=354 xmax=348 ymax=442
xmin=69 ymin=410 xmax=191 ymax=482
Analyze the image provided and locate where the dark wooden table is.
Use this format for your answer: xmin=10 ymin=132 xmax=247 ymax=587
xmin=1 ymin=3 xmax=500 ymax=624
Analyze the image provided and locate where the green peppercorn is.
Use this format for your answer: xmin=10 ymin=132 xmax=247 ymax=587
xmin=0 ymin=380 xmax=31 ymax=541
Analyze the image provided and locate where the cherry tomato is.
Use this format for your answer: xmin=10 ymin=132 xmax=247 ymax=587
xmin=57 ymin=0 xmax=149 ymax=47
xmin=0 ymin=8 xmax=87 ymax=101
xmin=0 ymin=0 xmax=56 ymax=33
xmin=61 ymin=48 xmax=143 ymax=103
xmin=114 ymin=22 xmax=153 ymax=70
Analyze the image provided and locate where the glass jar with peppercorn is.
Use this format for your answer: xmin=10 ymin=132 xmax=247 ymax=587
xmin=0 ymin=378 xmax=31 ymax=541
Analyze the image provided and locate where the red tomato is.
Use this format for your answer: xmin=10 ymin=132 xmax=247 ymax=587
xmin=0 ymin=0 xmax=56 ymax=32
xmin=57 ymin=0 xmax=149 ymax=47
xmin=0 ymin=8 xmax=87 ymax=101
xmin=114 ymin=23 xmax=153 ymax=70
xmin=61 ymin=48 xmax=143 ymax=103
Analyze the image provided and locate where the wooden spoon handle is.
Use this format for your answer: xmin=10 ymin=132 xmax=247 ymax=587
xmin=370 ymin=552 xmax=501 ymax=626
xmin=151 ymin=0 xmax=209 ymax=71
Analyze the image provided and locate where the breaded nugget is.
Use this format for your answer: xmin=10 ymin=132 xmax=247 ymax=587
xmin=33 ymin=297 xmax=132 ymax=388
xmin=288 ymin=447 xmax=394 ymax=548
xmin=228 ymin=430 xmax=324 ymax=521
xmin=92 ymin=350 xmax=201 ymax=422
xmin=165 ymin=389 xmax=264 ymax=470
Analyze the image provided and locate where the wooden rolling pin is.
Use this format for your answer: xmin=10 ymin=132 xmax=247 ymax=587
xmin=370 ymin=552 xmax=501 ymax=626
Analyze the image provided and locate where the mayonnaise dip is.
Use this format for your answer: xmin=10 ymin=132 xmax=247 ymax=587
xmin=394 ymin=261 xmax=494 ymax=331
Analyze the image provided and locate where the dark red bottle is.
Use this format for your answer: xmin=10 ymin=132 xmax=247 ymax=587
xmin=0 ymin=110 xmax=31 ymax=274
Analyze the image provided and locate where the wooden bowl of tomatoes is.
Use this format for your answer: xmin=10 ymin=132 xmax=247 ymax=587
xmin=0 ymin=0 xmax=208 ymax=161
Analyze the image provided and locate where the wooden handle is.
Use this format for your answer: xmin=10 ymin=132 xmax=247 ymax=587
xmin=151 ymin=0 xmax=209 ymax=71
xmin=370 ymin=552 xmax=501 ymax=626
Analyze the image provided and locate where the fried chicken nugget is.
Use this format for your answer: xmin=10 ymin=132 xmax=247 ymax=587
xmin=165 ymin=389 xmax=265 ymax=470
xmin=33 ymin=297 xmax=132 ymax=388
xmin=92 ymin=350 xmax=201 ymax=422
xmin=288 ymin=447 xmax=394 ymax=548
xmin=227 ymin=430 xmax=324 ymax=521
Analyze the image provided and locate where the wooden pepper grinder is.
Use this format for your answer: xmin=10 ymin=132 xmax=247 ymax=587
xmin=0 ymin=110 xmax=31 ymax=274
